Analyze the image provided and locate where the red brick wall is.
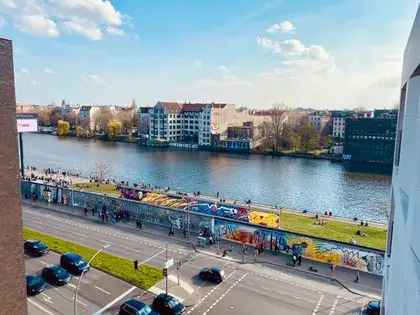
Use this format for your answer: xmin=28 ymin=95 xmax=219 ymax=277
xmin=0 ymin=38 xmax=27 ymax=314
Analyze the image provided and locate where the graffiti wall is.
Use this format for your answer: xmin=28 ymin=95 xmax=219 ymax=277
xmin=214 ymin=219 xmax=384 ymax=275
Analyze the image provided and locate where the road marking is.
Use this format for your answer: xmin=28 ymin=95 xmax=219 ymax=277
xmin=68 ymin=283 xmax=76 ymax=289
xmin=138 ymin=248 xmax=166 ymax=266
xmin=328 ymin=296 xmax=340 ymax=315
xmin=39 ymin=260 xmax=48 ymax=266
xmin=168 ymin=274 xmax=194 ymax=295
xmin=92 ymin=286 xmax=136 ymax=315
xmin=28 ymin=298 xmax=55 ymax=315
xmin=202 ymin=272 xmax=249 ymax=315
xmin=77 ymin=298 xmax=88 ymax=307
xmin=95 ymin=285 xmax=111 ymax=295
xmin=186 ymin=271 xmax=237 ymax=315
xmin=312 ymin=294 xmax=324 ymax=315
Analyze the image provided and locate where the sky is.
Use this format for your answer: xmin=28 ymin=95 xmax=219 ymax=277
xmin=0 ymin=0 xmax=418 ymax=109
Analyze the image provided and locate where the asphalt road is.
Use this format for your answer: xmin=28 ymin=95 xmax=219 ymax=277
xmin=23 ymin=203 xmax=370 ymax=315
xmin=25 ymin=250 xmax=149 ymax=315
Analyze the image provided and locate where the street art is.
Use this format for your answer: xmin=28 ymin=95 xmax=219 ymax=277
xmin=214 ymin=219 xmax=384 ymax=275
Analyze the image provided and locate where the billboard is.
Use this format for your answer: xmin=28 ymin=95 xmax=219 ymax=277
xmin=16 ymin=114 xmax=38 ymax=133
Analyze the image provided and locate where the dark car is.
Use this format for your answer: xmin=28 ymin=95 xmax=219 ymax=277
xmin=26 ymin=275 xmax=46 ymax=296
xmin=199 ymin=267 xmax=225 ymax=284
xmin=24 ymin=240 xmax=49 ymax=257
xmin=365 ymin=300 xmax=381 ymax=315
xmin=152 ymin=293 xmax=185 ymax=315
xmin=42 ymin=265 xmax=71 ymax=286
xmin=60 ymin=252 xmax=89 ymax=275
xmin=119 ymin=298 xmax=157 ymax=315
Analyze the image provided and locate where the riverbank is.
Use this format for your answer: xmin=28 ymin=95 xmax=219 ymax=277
xmin=70 ymin=180 xmax=387 ymax=250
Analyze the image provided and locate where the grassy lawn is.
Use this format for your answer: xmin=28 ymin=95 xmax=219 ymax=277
xmin=73 ymin=182 xmax=120 ymax=197
xmin=23 ymin=227 xmax=163 ymax=289
xmin=279 ymin=212 xmax=387 ymax=250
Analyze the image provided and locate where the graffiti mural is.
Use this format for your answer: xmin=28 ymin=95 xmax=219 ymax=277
xmin=214 ymin=219 xmax=384 ymax=275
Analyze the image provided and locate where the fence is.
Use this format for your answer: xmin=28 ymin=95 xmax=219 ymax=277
xmin=21 ymin=180 xmax=385 ymax=275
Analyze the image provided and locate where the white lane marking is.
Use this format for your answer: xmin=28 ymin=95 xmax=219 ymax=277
xmin=186 ymin=271 xmax=237 ymax=315
xmin=312 ymin=294 xmax=324 ymax=315
xmin=68 ymin=283 xmax=76 ymax=289
xmin=39 ymin=260 xmax=48 ymax=266
xmin=28 ymin=298 xmax=55 ymax=315
xmin=328 ymin=296 xmax=340 ymax=315
xmin=95 ymin=285 xmax=111 ymax=295
xmin=77 ymin=298 xmax=88 ymax=307
xmin=92 ymin=286 xmax=136 ymax=315
xmin=202 ymin=272 xmax=248 ymax=315
xmin=40 ymin=293 xmax=53 ymax=304
xmin=168 ymin=274 xmax=194 ymax=295
xmin=138 ymin=248 xmax=166 ymax=266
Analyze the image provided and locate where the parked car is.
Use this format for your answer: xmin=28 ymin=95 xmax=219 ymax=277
xmin=26 ymin=275 xmax=46 ymax=296
xmin=119 ymin=298 xmax=157 ymax=315
xmin=365 ymin=300 xmax=381 ymax=315
xmin=24 ymin=240 xmax=49 ymax=257
xmin=60 ymin=252 xmax=89 ymax=275
xmin=199 ymin=267 xmax=224 ymax=284
xmin=42 ymin=265 xmax=71 ymax=286
xmin=152 ymin=293 xmax=185 ymax=315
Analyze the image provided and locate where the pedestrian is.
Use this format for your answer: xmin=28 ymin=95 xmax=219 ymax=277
xmin=134 ymin=260 xmax=138 ymax=270
xmin=297 ymin=255 xmax=302 ymax=266
xmin=183 ymin=228 xmax=187 ymax=239
xmin=292 ymin=254 xmax=297 ymax=267
xmin=92 ymin=207 xmax=95 ymax=216
xmin=84 ymin=207 xmax=88 ymax=216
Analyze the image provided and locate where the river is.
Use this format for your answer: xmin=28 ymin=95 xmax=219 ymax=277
xmin=22 ymin=133 xmax=391 ymax=223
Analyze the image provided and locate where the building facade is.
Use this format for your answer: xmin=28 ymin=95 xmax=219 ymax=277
xmin=331 ymin=111 xmax=352 ymax=139
xmin=137 ymin=107 xmax=152 ymax=137
xmin=148 ymin=102 xmax=265 ymax=147
xmin=308 ymin=111 xmax=330 ymax=132
xmin=384 ymin=6 xmax=420 ymax=315
xmin=343 ymin=118 xmax=396 ymax=165
xmin=0 ymin=38 xmax=27 ymax=314
xmin=78 ymin=105 xmax=99 ymax=131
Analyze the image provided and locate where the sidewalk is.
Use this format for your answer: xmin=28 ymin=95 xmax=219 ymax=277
xmin=23 ymin=199 xmax=382 ymax=299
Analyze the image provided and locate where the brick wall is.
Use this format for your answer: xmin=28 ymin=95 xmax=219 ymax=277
xmin=0 ymin=38 xmax=27 ymax=314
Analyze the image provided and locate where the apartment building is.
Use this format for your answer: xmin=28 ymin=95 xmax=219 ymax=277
xmin=0 ymin=38 xmax=27 ymax=314
xmin=331 ymin=111 xmax=353 ymax=139
xmin=149 ymin=102 xmax=263 ymax=147
xmin=308 ymin=111 xmax=330 ymax=132
xmin=384 ymin=6 xmax=420 ymax=314
xmin=78 ymin=105 xmax=99 ymax=131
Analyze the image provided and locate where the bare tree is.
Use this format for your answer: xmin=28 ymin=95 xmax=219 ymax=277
xmin=270 ymin=106 xmax=286 ymax=152
xmin=93 ymin=107 xmax=113 ymax=132
xmin=93 ymin=161 xmax=112 ymax=182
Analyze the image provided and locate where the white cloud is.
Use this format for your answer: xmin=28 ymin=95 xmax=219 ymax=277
xmin=16 ymin=14 xmax=59 ymax=37
xmin=44 ymin=67 xmax=55 ymax=74
xmin=64 ymin=19 xmax=102 ymax=40
xmin=0 ymin=0 xmax=125 ymax=40
xmin=194 ymin=65 xmax=252 ymax=88
xmin=257 ymin=35 xmax=335 ymax=75
xmin=106 ymin=26 xmax=125 ymax=36
xmin=266 ymin=20 xmax=295 ymax=34
xmin=86 ymin=74 xmax=111 ymax=88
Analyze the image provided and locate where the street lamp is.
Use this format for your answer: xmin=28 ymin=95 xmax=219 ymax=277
xmin=74 ymin=244 xmax=111 ymax=315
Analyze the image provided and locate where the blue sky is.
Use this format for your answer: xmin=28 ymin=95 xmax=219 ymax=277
xmin=0 ymin=0 xmax=418 ymax=109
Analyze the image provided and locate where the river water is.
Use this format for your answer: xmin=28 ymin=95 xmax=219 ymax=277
xmin=23 ymin=133 xmax=391 ymax=223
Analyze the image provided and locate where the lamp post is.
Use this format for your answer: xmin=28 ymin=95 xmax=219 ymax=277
xmin=74 ymin=244 xmax=111 ymax=315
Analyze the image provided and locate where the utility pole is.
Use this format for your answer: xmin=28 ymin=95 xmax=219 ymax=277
xmin=19 ymin=132 xmax=24 ymax=177
xmin=165 ymin=243 xmax=168 ymax=295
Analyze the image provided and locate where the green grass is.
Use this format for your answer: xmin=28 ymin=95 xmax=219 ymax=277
xmin=23 ymin=227 xmax=163 ymax=289
xmin=72 ymin=183 xmax=386 ymax=250
xmin=279 ymin=212 xmax=387 ymax=250
xmin=73 ymin=182 xmax=120 ymax=197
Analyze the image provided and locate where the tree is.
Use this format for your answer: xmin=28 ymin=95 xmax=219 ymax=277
xmin=93 ymin=161 xmax=112 ymax=182
xmin=116 ymin=109 xmax=134 ymax=135
xmin=270 ymin=106 xmax=286 ymax=152
xmin=49 ymin=107 xmax=63 ymax=127
xmin=107 ymin=119 xmax=122 ymax=139
xmin=93 ymin=107 xmax=113 ymax=133
xmin=64 ymin=111 xmax=77 ymax=128
xmin=298 ymin=123 xmax=320 ymax=152
xmin=57 ymin=120 xmax=70 ymax=136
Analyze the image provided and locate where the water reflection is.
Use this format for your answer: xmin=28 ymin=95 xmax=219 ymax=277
xmin=23 ymin=133 xmax=391 ymax=222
